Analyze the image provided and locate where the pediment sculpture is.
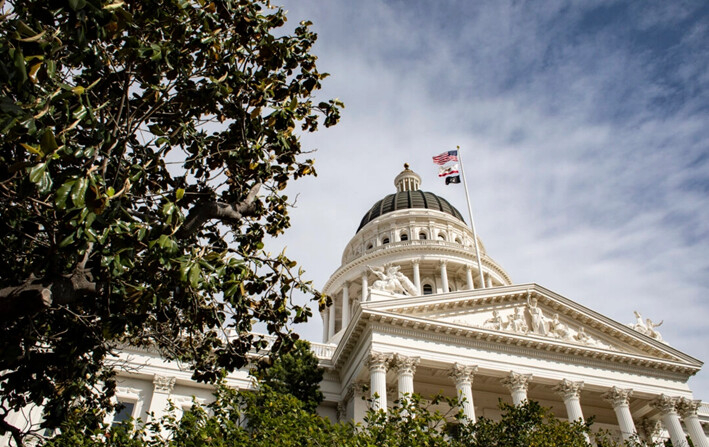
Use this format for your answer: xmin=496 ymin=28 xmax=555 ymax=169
xmin=368 ymin=265 xmax=418 ymax=296
xmin=462 ymin=297 xmax=615 ymax=350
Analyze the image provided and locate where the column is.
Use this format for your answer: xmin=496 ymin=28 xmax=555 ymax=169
xmin=465 ymin=266 xmax=475 ymax=290
xmin=412 ymin=259 xmax=421 ymax=295
xmin=651 ymin=395 xmax=688 ymax=447
xmin=486 ymin=273 xmax=493 ymax=288
xmin=341 ymin=283 xmax=350 ymax=330
xmin=367 ymin=352 xmax=389 ymax=412
xmin=440 ymin=261 xmax=449 ymax=293
xmin=361 ymin=270 xmax=368 ymax=302
xmin=676 ymin=397 xmax=709 ymax=447
xmin=501 ymin=371 xmax=532 ymax=405
xmin=449 ymin=363 xmax=478 ymax=421
xmin=391 ymin=354 xmax=419 ymax=403
xmin=148 ymin=374 xmax=176 ymax=419
xmin=601 ymin=387 xmax=636 ymax=441
xmin=328 ymin=299 xmax=336 ymax=339
xmin=322 ymin=310 xmax=329 ymax=341
xmin=636 ymin=417 xmax=661 ymax=445
xmin=552 ymin=379 xmax=585 ymax=423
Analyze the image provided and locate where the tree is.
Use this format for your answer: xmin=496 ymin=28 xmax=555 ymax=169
xmin=0 ymin=0 xmax=341 ymax=443
xmin=256 ymin=339 xmax=324 ymax=412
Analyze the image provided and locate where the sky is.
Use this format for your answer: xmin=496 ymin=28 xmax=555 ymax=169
xmin=264 ymin=1 xmax=709 ymax=399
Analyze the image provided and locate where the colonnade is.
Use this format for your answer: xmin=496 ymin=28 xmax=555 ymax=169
xmin=363 ymin=353 xmax=708 ymax=447
xmin=323 ymin=259 xmax=500 ymax=341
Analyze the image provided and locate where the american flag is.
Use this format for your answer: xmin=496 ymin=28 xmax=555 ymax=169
xmin=432 ymin=150 xmax=458 ymax=165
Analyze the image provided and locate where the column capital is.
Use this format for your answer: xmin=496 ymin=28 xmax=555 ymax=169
xmin=448 ymin=363 xmax=478 ymax=385
xmin=366 ymin=352 xmax=390 ymax=373
xmin=439 ymin=259 xmax=448 ymax=267
xmin=153 ymin=374 xmax=176 ymax=394
xmin=676 ymin=397 xmax=701 ymax=418
xmin=411 ymin=258 xmax=420 ymax=266
xmin=650 ymin=394 xmax=679 ymax=415
xmin=390 ymin=354 xmax=420 ymax=376
xmin=602 ymin=386 xmax=633 ymax=408
xmin=346 ymin=381 xmax=368 ymax=400
xmin=500 ymin=371 xmax=532 ymax=393
xmin=552 ymin=379 xmax=584 ymax=400
xmin=636 ymin=417 xmax=661 ymax=441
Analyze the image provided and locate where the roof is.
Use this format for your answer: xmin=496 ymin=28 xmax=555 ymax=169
xmin=356 ymin=190 xmax=466 ymax=233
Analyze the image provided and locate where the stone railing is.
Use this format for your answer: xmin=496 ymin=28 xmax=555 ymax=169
xmin=249 ymin=334 xmax=335 ymax=360
xmin=309 ymin=342 xmax=336 ymax=360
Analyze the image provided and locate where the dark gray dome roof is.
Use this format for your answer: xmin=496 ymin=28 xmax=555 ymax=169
xmin=356 ymin=190 xmax=466 ymax=233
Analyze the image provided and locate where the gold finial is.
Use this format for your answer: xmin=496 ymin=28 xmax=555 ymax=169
xmin=404 ymin=163 xmax=410 ymax=170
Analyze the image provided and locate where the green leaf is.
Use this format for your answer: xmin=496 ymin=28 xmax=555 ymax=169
xmin=40 ymin=128 xmax=58 ymax=154
xmin=58 ymin=232 xmax=75 ymax=248
xmin=28 ymin=162 xmax=47 ymax=183
xmin=71 ymin=178 xmax=88 ymax=208
xmin=189 ymin=263 xmax=201 ymax=288
xmin=55 ymin=180 xmax=75 ymax=208
xmin=176 ymin=188 xmax=185 ymax=201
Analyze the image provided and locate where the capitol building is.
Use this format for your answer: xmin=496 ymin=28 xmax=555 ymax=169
xmin=10 ymin=165 xmax=707 ymax=446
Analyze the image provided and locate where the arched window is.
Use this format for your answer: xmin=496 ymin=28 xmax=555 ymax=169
xmin=366 ymin=243 xmax=373 ymax=250
xmin=419 ymin=232 xmax=427 ymax=240
xmin=455 ymin=237 xmax=462 ymax=244
xmin=400 ymin=233 xmax=408 ymax=241
xmin=438 ymin=232 xmax=446 ymax=241
xmin=382 ymin=237 xmax=390 ymax=244
xmin=423 ymin=284 xmax=433 ymax=295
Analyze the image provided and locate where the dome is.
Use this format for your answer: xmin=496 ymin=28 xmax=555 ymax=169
xmin=356 ymin=190 xmax=466 ymax=233
xmin=356 ymin=164 xmax=466 ymax=233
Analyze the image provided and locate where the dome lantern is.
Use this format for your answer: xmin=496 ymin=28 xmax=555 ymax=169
xmin=394 ymin=163 xmax=421 ymax=192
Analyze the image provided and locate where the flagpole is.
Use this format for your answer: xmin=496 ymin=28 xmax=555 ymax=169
xmin=456 ymin=145 xmax=486 ymax=288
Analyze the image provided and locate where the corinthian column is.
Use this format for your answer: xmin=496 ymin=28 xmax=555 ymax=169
xmin=465 ymin=266 xmax=475 ymax=290
xmin=440 ymin=260 xmax=449 ymax=293
xmin=391 ymin=354 xmax=419 ymax=404
xmin=412 ymin=259 xmax=421 ymax=295
xmin=342 ymin=283 xmax=350 ymax=330
xmin=651 ymin=395 xmax=687 ymax=447
xmin=602 ymin=387 xmax=636 ymax=441
xmin=449 ymin=363 xmax=478 ymax=421
xmin=361 ymin=270 xmax=368 ymax=302
xmin=367 ymin=352 xmax=390 ymax=412
xmin=501 ymin=371 xmax=532 ymax=405
xmin=676 ymin=397 xmax=709 ymax=447
xmin=552 ymin=380 xmax=585 ymax=423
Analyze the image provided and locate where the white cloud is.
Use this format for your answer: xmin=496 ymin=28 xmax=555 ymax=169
xmin=271 ymin=0 xmax=709 ymax=398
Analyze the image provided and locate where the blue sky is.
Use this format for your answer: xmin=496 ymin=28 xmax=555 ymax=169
xmin=266 ymin=1 xmax=709 ymax=399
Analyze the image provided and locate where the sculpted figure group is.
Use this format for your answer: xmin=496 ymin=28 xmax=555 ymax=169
xmin=368 ymin=264 xmax=419 ymax=296
xmin=480 ymin=293 xmax=612 ymax=349
xmin=629 ymin=310 xmax=664 ymax=342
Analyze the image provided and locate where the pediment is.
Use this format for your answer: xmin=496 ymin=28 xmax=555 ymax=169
xmin=362 ymin=284 xmax=702 ymax=371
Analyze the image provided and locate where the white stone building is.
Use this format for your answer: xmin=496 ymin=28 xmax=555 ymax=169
xmin=7 ymin=165 xmax=707 ymax=446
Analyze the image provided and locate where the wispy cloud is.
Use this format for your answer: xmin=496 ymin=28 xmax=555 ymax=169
xmin=272 ymin=0 xmax=709 ymax=397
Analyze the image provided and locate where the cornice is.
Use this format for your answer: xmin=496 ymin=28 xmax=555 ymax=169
xmin=360 ymin=283 xmax=702 ymax=367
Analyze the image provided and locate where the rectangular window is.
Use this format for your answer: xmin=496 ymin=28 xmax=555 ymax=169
xmin=112 ymin=401 xmax=135 ymax=426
